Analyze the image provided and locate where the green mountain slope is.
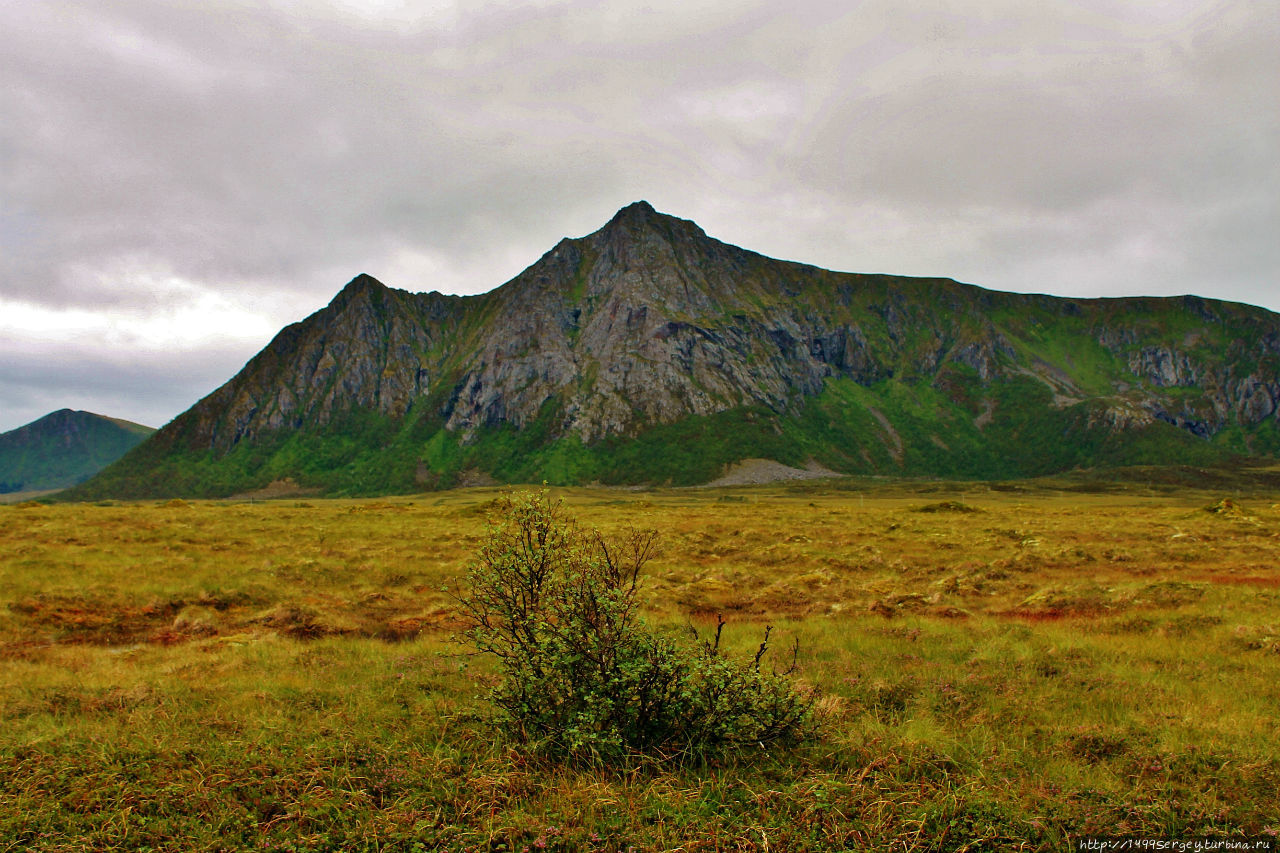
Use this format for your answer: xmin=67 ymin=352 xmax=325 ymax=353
xmin=0 ymin=410 xmax=155 ymax=493
xmin=69 ymin=202 xmax=1280 ymax=498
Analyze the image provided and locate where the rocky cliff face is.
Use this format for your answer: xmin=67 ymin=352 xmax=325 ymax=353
xmin=74 ymin=202 xmax=1280 ymax=497
xmin=442 ymin=204 xmax=836 ymax=441
xmin=183 ymin=277 xmax=466 ymax=449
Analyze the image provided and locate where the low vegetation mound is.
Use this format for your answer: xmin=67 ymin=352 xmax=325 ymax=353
xmin=913 ymin=500 xmax=981 ymax=513
xmin=1204 ymin=497 xmax=1253 ymax=517
xmin=454 ymin=490 xmax=814 ymax=764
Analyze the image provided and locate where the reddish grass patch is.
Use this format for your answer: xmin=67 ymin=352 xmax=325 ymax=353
xmin=687 ymin=609 xmax=723 ymax=624
xmin=999 ymin=608 xmax=1093 ymax=623
xmin=0 ymin=640 xmax=52 ymax=660
xmin=148 ymin=629 xmax=191 ymax=646
xmin=8 ymin=596 xmax=183 ymax=645
xmin=1199 ymin=574 xmax=1280 ymax=589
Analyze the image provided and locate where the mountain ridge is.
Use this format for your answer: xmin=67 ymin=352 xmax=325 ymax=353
xmin=68 ymin=202 xmax=1280 ymax=498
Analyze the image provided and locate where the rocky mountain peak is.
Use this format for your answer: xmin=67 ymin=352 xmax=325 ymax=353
xmin=333 ymin=272 xmax=386 ymax=296
xmin=328 ymin=273 xmax=389 ymax=311
xmin=590 ymin=201 xmax=712 ymax=255
xmin=70 ymin=203 xmax=1280 ymax=499
xmin=601 ymin=199 xmax=661 ymax=229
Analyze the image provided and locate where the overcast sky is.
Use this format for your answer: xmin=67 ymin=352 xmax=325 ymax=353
xmin=2 ymin=0 xmax=1277 ymax=432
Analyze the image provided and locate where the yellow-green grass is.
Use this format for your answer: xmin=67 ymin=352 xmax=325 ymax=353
xmin=2 ymin=487 xmax=1279 ymax=851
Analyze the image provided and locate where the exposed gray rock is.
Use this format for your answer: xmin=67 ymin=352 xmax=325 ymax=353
xmin=1128 ymin=346 xmax=1201 ymax=388
xmin=139 ymin=201 xmax=1280 ymax=468
xmin=1232 ymin=376 xmax=1279 ymax=424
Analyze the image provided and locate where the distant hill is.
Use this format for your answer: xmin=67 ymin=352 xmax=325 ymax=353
xmin=69 ymin=201 xmax=1280 ymax=498
xmin=0 ymin=410 xmax=155 ymax=493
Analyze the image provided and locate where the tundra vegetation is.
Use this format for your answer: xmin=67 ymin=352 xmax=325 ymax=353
xmin=2 ymin=477 xmax=1279 ymax=851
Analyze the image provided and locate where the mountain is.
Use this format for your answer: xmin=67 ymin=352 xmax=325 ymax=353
xmin=0 ymin=410 xmax=155 ymax=494
xmin=70 ymin=201 xmax=1280 ymax=498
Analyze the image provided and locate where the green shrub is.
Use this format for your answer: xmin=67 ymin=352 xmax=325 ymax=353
xmin=455 ymin=490 xmax=814 ymax=763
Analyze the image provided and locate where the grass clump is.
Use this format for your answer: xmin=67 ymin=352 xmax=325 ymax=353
xmin=1204 ymin=497 xmax=1254 ymax=517
xmin=455 ymin=490 xmax=814 ymax=764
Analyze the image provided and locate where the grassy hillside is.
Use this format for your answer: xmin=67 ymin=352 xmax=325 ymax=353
xmin=0 ymin=410 xmax=154 ymax=493
xmin=3 ymin=486 xmax=1278 ymax=849
xmin=67 ymin=371 xmax=1275 ymax=499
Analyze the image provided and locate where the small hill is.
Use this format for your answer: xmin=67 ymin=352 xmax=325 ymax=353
xmin=0 ymin=410 xmax=155 ymax=493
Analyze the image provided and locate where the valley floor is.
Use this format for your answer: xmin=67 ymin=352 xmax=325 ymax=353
xmin=2 ymin=484 xmax=1278 ymax=850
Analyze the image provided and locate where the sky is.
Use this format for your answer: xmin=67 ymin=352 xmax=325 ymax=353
xmin=2 ymin=0 xmax=1277 ymax=433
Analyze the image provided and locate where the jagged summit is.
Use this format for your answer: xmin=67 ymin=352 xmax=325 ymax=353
xmin=326 ymin=272 xmax=392 ymax=312
xmin=602 ymin=199 xmax=661 ymax=227
xmin=69 ymin=204 xmax=1280 ymax=498
xmin=590 ymin=200 xmax=712 ymax=249
xmin=595 ymin=199 xmax=698 ymax=232
xmin=343 ymin=272 xmax=387 ymax=292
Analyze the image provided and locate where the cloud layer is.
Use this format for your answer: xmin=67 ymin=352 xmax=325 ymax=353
xmin=3 ymin=0 xmax=1277 ymax=431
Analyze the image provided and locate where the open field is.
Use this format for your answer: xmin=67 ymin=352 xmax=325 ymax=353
xmin=3 ymin=483 xmax=1280 ymax=851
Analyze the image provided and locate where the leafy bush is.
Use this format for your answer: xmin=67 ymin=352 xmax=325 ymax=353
xmin=455 ymin=490 xmax=814 ymax=763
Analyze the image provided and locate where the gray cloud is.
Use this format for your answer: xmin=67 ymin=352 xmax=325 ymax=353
xmin=1 ymin=0 xmax=1277 ymax=431
xmin=0 ymin=337 xmax=261 ymax=431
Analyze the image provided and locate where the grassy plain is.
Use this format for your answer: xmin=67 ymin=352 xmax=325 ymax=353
xmin=2 ymin=481 xmax=1279 ymax=851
